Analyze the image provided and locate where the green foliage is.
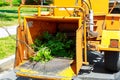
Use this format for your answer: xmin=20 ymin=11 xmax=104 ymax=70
xmin=42 ymin=32 xmax=53 ymax=40
xmin=30 ymin=32 xmax=75 ymax=63
xmin=30 ymin=46 xmax=52 ymax=62
xmin=0 ymin=2 xmax=10 ymax=6
xmin=46 ymin=0 xmax=53 ymax=4
xmin=25 ymin=0 xmax=34 ymax=5
xmin=0 ymin=35 xmax=16 ymax=59
xmin=12 ymin=0 xmax=21 ymax=6
xmin=33 ymin=0 xmax=41 ymax=4
xmin=43 ymin=0 xmax=53 ymax=5
xmin=25 ymin=0 xmax=41 ymax=5
xmin=26 ymin=0 xmax=53 ymax=5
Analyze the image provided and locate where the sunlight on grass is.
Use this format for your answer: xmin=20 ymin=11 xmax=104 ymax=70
xmin=0 ymin=35 xmax=16 ymax=59
xmin=0 ymin=6 xmax=47 ymax=27
xmin=0 ymin=6 xmax=48 ymax=59
xmin=0 ymin=13 xmax=18 ymax=27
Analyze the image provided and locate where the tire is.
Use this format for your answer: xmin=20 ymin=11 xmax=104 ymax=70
xmin=104 ymin=51 xmax=120 ymax=72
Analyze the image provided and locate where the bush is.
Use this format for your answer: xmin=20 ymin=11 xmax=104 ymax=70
xmin=43 ymin=0 xmax=53 ymax=5
xmin=46 ymin=0 xmax=53 ymax=4
xmin=25 ymin=0 xmax=41 ymax=5
xmin=25 ymin=0 xmax=53 ymax=5
xmin=25 ymin=0 xmax=36 ymax=5
xmin=0 ymin=2 xmax=10 ymax=6
xmin=43 ymin=2 xmax=49 ymax=5
xmin=12 ymin=0 xmax=21 ymax=6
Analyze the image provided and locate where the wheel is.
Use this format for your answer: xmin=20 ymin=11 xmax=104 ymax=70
xmin=104 ymin=51 xmax=120 ymax=72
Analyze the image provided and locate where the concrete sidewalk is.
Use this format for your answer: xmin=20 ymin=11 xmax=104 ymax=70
xmin=0 ymin=25 xmax=17 ymax=73
xmin=0 ymin=25 xmax=17 ymax=38
xmin=0 ymin=55 xmax=15 ymax=73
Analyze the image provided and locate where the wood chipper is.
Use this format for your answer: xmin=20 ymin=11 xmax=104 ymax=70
xmin=14 ymin=0 xmax=120 ymax=79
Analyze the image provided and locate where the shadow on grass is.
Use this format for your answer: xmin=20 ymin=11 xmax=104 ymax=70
xmin=0 ymin=10 xmax=18 ymax=14
xmin=0 ymin=9 xmax=37 ymax=14
xmin=0 ymin=13 xmax=18 ymax=21
xmin=0 ymin=10 xmax=36 ymax=21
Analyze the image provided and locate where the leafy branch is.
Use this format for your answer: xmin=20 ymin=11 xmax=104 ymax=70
xmin=30 ymin=32 xmax=75 ymax=63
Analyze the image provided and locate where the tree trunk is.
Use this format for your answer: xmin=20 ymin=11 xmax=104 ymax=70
xmin=10 ymin=0 xmax=12 ymax=7
xmin=21 ymin=0 xmax=26 ymax=5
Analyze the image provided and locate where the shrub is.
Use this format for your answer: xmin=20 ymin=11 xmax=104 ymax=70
xmin=12 ymin=0 xmax=21 ymax=6
xmin=0 ymin=2 xmax=10 ymax=6
xmin=25 ymin=0 xmax=41 ymax=5
xmin=25 ymin=0 xmax=53 ymax=5
xmin=46 ymin=0 xmax=53 ymax=4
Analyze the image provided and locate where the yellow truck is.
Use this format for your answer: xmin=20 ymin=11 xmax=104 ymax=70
xmin=14 ymin=0 xmax=120 ymax=79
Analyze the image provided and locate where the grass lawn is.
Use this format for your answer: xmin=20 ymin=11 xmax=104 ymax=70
xmin=0 ymin=6 xmax=18 ymax=27
xmin=0 ymin=35 xmax=16 ymax=59
xmin=0 ymin=6 xmax=48 ymax=59
xmin=0 ymin=6 xmax=47 ymax=27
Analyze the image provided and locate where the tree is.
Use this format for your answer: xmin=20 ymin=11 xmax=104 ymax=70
xmin=21 ymin=0 xmax=26 ymax=4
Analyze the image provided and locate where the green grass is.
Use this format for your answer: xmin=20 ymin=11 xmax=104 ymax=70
xmin=0 ymin=6 xmax=47 ymax=27
xmin=0 ymin=6 xmax=48 ymax=59
xmin=0 ymin=35 xmax=16 ymax=59
xmin=0 ymin=6 xmax=18 ymax=27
